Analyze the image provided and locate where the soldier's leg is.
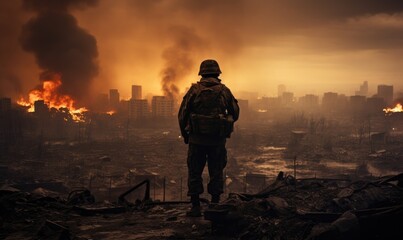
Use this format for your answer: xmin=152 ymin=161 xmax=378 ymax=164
xmin=187 ymin=144 xmax=207 ymax=197
xmin=206 ymin=145 xmax=227 ymax=202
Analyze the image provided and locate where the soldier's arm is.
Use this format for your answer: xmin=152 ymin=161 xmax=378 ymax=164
xmin=178 ymin=85 xmax=196 ymax=138
xmin=223 ymin=87 xmax=240 ymax=122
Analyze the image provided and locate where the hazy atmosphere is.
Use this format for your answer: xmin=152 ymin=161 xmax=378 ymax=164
xmin=2 ymin=0 xmax=403 ymax=104
xmin=1 ymin=1 xmax=403 ymax=239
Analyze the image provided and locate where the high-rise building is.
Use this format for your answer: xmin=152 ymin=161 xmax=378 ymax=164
xmin=281 ymin=92 xmax=294 ymax=105
xmin=322 ymin=92 xmax=338 ymax=111
xmin=151 ymin=96 xmax=174 ymax=117
xmin=132 ymin=85 xmax=142 ymax=100
xmin=299 ymin=94 xmax=319 ymax=109
xmin=278 ymin=84 xmax=286 ymax=97
xmin=377 ymin=85 xmax=393 ymax=104
xmin=355 ymin=81 xmax=368 ymax=96
xmin=350 ymin=95 xmax=366 ymax=114
xmin=366 ymin=97 xmax=385 ymax=115
xmin=129 ymin=99 xmax=149 ymax=119
xmin=109 ymin=89 xmax=120 ymax=110
xmin=258 ymin=97 xmax=270 ymax=110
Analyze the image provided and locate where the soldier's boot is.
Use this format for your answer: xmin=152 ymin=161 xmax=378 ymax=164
xmin=186 ymin=195 xmax=202 ymax=217
xmin=211 ymin=194 xmax=220 ymax=204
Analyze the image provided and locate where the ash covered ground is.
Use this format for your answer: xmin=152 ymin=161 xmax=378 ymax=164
xmin=1 ymin=113 xmax=403 ymax=239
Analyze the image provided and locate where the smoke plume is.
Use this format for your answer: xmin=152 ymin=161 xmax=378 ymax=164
xmin=20 ymin=0 xmax=99 ymax=105
xmin=160 ymin=26 xmax=204 ymax=102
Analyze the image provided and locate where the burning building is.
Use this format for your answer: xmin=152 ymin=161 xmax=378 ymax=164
xmin=17 ymin=74 xmax=87 ymax=122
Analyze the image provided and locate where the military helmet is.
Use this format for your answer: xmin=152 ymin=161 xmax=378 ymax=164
xmin=198 ymin=59 xmax=222 ymax=76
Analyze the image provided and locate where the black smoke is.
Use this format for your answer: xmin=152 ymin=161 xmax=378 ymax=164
xmin=160 ymin=26 xmax=204 ymax=102
xmin=20 ymin=0 xmax=99 ymax=105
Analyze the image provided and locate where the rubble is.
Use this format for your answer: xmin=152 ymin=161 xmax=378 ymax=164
xmin=1 ymin=115 xmax=403 ymax=239
xmin=204 ymin=172 xmax=403 ymax=239
xmin=0 ymin=170 xmax=402 ymax=239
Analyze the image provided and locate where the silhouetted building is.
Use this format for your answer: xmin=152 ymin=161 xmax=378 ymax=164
xmin=34 ymin=100 xmax=48 ymax=116
xmin=355 ymin=81 xmax=368 ymax=96
xmin=109 ymin=89 xmax=120 ymax=110
xmin=278 ymin=84 xmax=286 ymax=97
xmin=377 ymin=85 xmax=393 ymax=105
xmin=258 ymin=97 xmax=280 ymax=110
xmin=151 ymin=96 xmax=174 ymax=117
xmin=129 ymin=99 xmax=149 ymax=119
xmin=281 ymin=92 xmax=294 ymax=105
xmin=0 ymin=98 xmax=11 ymax=113
xmin=257 ymin=97 xmax=269 ymax=111
xmin=336 ymin=94 xmax=349 ymax=113
xmin=350 ymin=95 xmax=366 ymax=114
xmin=268 ymin=97 xmax=281 ymax=109
xmin=366 ymin=97 xmax=385 ymax=115
xmin=322 ymin=92 xmax=338 ymax=112
xmin=132 ymin=85 xmax=142 ymax=100
xmin=395 ymin=91 xmax=403 ymax=101
xmin=299 ymin=94 xmax=319 ymax=110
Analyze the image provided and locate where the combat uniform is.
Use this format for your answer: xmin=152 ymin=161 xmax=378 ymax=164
xmin=178 ymin=76 xmax=239 ymax=203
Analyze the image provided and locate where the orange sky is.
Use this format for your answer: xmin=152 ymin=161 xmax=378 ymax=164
xmin=2 ymin=0 xmax=403 ymax=103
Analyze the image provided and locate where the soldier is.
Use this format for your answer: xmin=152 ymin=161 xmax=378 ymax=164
xmin=178 ymin=59 xmax=239 ymax=217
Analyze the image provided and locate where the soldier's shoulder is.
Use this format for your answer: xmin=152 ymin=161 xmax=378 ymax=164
xmin=189 ymin=83 xmax=200 ymax=91
xmin=184 ymin=83 xmax=200 ymax=97
xmin=221 ymin=84 xmax=233 ymax=93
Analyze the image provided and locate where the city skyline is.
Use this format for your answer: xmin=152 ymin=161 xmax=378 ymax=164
xmin=2 ymin=1 xmax=403 ymax=104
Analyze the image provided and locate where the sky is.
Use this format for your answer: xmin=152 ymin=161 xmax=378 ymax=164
xmin=1 ymin=0 xmax=403 ymax=105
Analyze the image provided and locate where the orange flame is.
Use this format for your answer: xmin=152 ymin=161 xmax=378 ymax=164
xmin=383 ymin=103 xmax=403 ymax=114
xmin=17 ymin=74 xmax=87 ymax=122
xmin=106 ymin=110 xmax=115 ymax=115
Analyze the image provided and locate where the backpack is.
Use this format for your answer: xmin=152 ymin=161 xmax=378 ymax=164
xmin=192 ymin=83 xmax=225 ymax=116
xmin=190 ymin=83 xmax=234 ymax=137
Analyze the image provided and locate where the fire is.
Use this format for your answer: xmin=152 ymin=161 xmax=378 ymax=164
xmin=383 ymin=103 xmax=403 ymax=114
xmin=17 ymin=73 xmax=87 ymax=122
xmin=106 ymin=110 xmax=115 ymax=115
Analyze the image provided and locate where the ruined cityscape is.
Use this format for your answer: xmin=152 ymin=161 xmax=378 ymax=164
xmin=1 ymin=0 xmax=403 ymax=239
xmin=1 ymin=79 xmax=403 ymax=239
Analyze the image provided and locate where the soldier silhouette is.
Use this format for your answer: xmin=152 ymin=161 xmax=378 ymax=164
xmin=178 ymin=59 xmax=239 ymax=217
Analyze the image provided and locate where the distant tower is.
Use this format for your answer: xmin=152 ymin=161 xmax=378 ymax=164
xmin=132 ymin=85 xmax=142 ymax=100
xmin=361 ymin=81 xmax=368 ymax=96
xmin=377 ymin=85 xmax=393 ymax=105
xmin=109 ymin=89 xmax=120 ymax=110
xmin=355 ymin=81 xmax=368 ymax=96
xmin=278 ymin=84 xmax=286 ymax=97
